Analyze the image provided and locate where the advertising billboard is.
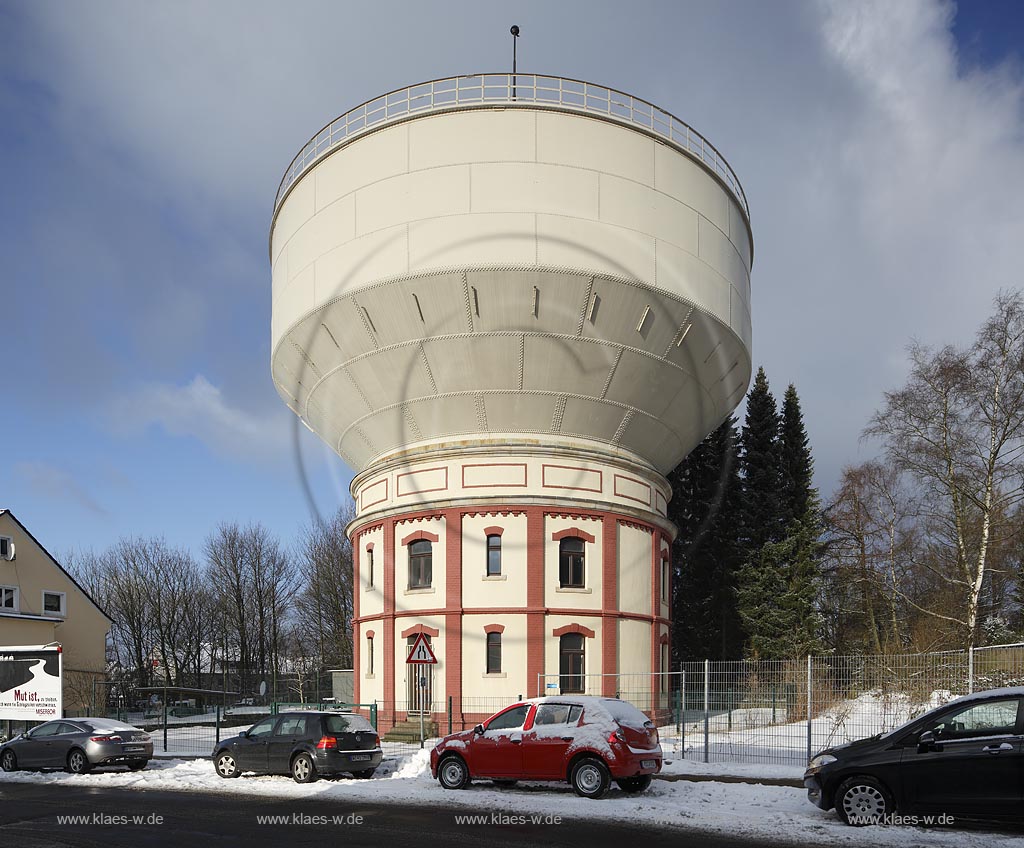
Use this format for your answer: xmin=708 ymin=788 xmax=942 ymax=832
xmin=0 ymin=645 xmax=62 ymax=721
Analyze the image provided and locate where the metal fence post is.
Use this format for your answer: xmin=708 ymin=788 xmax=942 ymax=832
xmin=679 ymin=670 xmax=685 ymax=759
xmin=162 ymin=698 xmax=168 ymax=754
xmin=215 ymin=704 xmax=221 ymax=746
xmin=370 ymin=702 xmax=378 ymax=730
xmin=968 ymin=646 xmax=975 ymax=694
xmin=806 ymin=655 xmax=812 ymax=762
xmin=703 ymin=659 xmax=710 ymax=764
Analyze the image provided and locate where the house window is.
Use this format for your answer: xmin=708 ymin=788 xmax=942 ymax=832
xmin=559 ymin=634 xmax=585 ymax=693
xmin=0 ymin=586 xmax=17 ymax=612
xmin=661 ymin=557 xmax=669 ymax=600
xmin=367 ymin=636 xmax=374 ymax=676
xmin=558 ymin=537 xmax=585 ymax=588
xmin=408 ymin=540 xmax=432 ymax=589
xmin=42 ymin=591 xmax=66 ymax=617
xmin=486 ymin=632 xmax=502 ymax=674
xmin=487 ymin=535 xmax=502 ymax=576
xmin=0 ymin=536 xmax=12 ymax=559
xmin=367 ymin=547 xmax=374 ymax=589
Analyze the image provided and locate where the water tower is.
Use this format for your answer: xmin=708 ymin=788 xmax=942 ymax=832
xmin=270 ymin=74 xmax=752 ymax=731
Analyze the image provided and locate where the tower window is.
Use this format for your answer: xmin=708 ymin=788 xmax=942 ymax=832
xmin=367 ymin=547 xmax=375 ymax=589
xmin=486 ymin=632 xmax=502 ymax=674
xmin=559 ymin=633 xmax=585 ymax=693
xmin=408 ymin=540 xmax=433 ymax=589
xmin=558 ymin=537 xmax=585 ymax=588
xmin=367 ymin=636 xmax=374 ymax=676
xmin=487 ymin=534 xmax=502 ymax=576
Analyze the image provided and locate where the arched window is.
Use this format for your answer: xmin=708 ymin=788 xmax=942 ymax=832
xmin=559 ymin=633 xmax=585 ymax=693
xmin=409 ymin=539 xmax=432 ymax=589
xmin=367 ymin=547 xmax=375 ymax=589
xmin=367 ymin=635 xmax=374 ymax=676
xmin=486 ymin=632 xmax=502 ymax=674
xmin=559 ymin=537 xmax=585 ymax=588
xmin=486 ymin=534 xmax=502 ymax=576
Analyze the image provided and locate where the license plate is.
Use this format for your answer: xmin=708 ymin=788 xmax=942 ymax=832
xmin=125 ymin=746 xmax=145 ymax=752
xmin=641 ymin=759 xmax=657 ymax=769
xmin=350 ymin=754 xmax=371 ymax=761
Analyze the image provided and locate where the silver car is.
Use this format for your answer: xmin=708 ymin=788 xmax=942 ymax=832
xmin=0 ymin=717 xmax=153 ymax=773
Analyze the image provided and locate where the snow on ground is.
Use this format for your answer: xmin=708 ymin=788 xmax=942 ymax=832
xmin=658 ymin=690 xmax=958 ymax=766
xmin=3 ymin=752 xmax=1024 ymax=847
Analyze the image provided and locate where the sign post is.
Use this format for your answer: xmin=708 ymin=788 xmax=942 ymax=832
xmin=405 ymin=634 xmax=437 ymax=748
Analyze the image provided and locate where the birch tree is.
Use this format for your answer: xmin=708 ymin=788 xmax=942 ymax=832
xmin=866 ymin=292 xmax=1024 ymax=648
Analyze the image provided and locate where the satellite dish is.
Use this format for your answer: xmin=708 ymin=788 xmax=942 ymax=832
xmin=259 ymin=681 xmax=267 ymax=697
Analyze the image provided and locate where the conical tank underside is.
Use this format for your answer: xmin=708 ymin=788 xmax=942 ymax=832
xmin=270 ymin=75 xmax=753 ymax=476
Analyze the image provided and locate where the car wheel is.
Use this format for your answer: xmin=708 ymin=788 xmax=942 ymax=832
xmin=127 ymin=760 xmax=148 ymax=771
xmin=1 ymin=749 xmax=17 ymax=772
xmin=437 ymin=755 xmax=470 ymax=790
xmin=352 ymin=769 xmax=375 ymax=779
xmin=835 ymin=776 xmax=894 ymax=826
xmin=291 ymin=753 xmax=318 ymax=784
xmin=66 ymin=749 xmax=93 ymax=774
xmin=616 ymin=774 xmax=652 ymax=793
xmin=214 ymin=751 xmax=240 ymax=778
xmin=492 ymin=779 xmax=518 ymax=788
xmin=571 ymin=757 xmax=611 ymax=799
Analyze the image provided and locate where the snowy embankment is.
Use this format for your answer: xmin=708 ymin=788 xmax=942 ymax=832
xmin=3 ymin=752 xmax=1023 ymax=847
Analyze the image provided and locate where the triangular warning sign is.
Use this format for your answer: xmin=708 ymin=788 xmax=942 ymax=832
xmin=406 ymin=632 xmax=437 ymax=664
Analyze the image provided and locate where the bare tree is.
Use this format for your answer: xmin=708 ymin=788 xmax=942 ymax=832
xmin=295 ymin=503 xmax=356 ymax=671
xmin=866 ymin=292 xmax=1024 ymax=647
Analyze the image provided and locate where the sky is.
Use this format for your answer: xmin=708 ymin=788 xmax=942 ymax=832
xmin=2 ymin=0 xmax=1023 ymax=560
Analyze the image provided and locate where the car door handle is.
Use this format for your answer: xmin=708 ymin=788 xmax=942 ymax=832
xmin=511 ymin=738 xmax=522 ymax=744
xmin=561 ymin=736 xmax=573 ymax=741
xmin=983 ymin=743 xmax=1014 ymax=753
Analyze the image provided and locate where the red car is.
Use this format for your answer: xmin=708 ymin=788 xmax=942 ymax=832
xmin=430 ymin=696 xmax=662 ymax=799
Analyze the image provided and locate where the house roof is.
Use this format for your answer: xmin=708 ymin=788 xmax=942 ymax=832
xmin=0 ymin=508 xmax=113 ymax=624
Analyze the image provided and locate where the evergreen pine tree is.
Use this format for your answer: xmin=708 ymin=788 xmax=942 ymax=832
xmin=739 ymin=367 xmax=785 ymax=552
xmin=736 ymin=369 xmax=823 ymax=658
xmin=667 ymin=417 xmax=744 ymax=661
xmin=779 ymin=384 xmax=814 ymax=528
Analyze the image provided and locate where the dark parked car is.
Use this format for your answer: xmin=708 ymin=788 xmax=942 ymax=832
xmin=0 ymin=718 xmax=152 ymax=773
xmin=430 ymin=696 xmax=662 ymax=799
xmin=213 ymin=710 xmax=382 ymax=783
xmin=805 ymin=686 xmax=1024 ymax=825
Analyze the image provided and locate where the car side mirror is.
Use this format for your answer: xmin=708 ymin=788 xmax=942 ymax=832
xmin=238 ymin=730 xmax=248 ymax=738
xmin=473 ymin=724 xmax=485 ymax=735
xmin=917 ymin=730 xmax=939 ymax=753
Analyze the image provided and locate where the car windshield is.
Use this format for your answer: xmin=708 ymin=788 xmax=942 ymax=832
xmin=324 ymin=713 xmax=374 ymax=734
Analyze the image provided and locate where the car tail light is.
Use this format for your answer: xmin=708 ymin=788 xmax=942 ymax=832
xmin=374 ymin=734 xmax=380 ymax=748
xmin=90 ymin=735 xmax=123 ymax=742
xmin=607 ymin=730 xmax=624 ymax=744
xmin=315 ymin=736 xmax=338 ymax=750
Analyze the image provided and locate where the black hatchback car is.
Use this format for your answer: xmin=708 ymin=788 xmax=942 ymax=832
xmin=805 ymin=687 xmax=1024 ymax=825
xmin=213 ymin=711 xmax=382 ymax=783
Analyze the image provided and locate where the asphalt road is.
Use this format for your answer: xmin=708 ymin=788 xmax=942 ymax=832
xmin=0 ymin=782 xmax=811 ymax=848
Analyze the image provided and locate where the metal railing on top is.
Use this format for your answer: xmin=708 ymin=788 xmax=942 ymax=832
xmin=273 ymin=73 xmax=749 ymax=223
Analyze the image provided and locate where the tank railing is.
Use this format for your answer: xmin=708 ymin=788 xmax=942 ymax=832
xmin=274 ymin=73 xmax=749 ymax=222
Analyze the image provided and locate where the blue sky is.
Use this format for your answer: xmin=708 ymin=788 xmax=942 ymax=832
xmin=2 ymin=0 xmax=1023 ymax=559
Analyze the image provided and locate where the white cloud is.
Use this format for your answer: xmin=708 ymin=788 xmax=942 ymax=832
xmin=11 ymin=0 xmax=1024 ymax=500
xmin=109 ymin=376 xmax=290 ymax=463
xmin=15 ymin=462 xmax=108 ymax=516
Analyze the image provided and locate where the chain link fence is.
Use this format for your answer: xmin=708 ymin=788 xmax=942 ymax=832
xmin=671 ymin=643 xmax=1024 ymax=766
